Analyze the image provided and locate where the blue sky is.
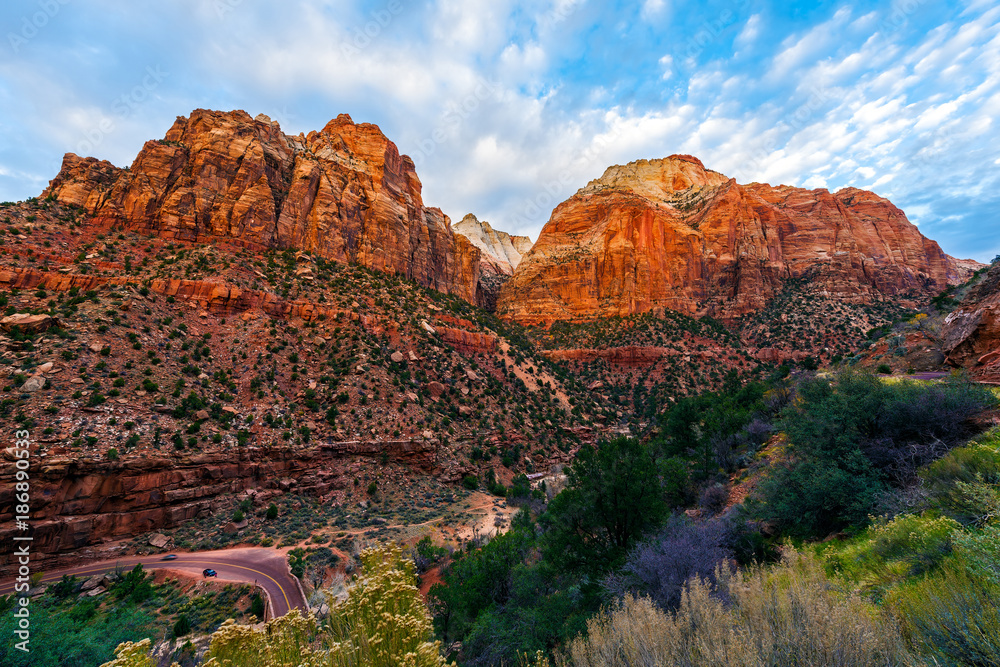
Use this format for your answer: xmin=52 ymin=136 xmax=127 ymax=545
xmin=0 ymin=0 xmax=997 ymax=260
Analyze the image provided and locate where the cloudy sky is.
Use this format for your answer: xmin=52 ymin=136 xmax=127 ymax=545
xmin=0 ymin=0 xmax=997 ymax=260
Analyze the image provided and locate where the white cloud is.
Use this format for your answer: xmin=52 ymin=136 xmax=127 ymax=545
xmin=1 ymin=0 xmax=998 ymax=260
xmin=641 ymin=0 xmax=667 ymax=19
xmin=734 ymin=14 xmax=761 ymax=51
xmin=659 ymin=54 xmax=674 ymax=80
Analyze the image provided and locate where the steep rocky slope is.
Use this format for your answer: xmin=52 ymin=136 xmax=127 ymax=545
xmin=43 ymin=109 xmax=483 ymax=304
xmin=498 ymin=155 xmax=975 ymax=325
xmin=941 ymin=260 xmax=1000 ymax=380
xmin=453 ymin=214 xmax=532 ymax=311
xmin=0 ymin=196 xmax=612 ymax=569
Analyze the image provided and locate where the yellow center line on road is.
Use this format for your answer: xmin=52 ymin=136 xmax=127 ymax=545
xmin=1 ymin=558 xmax=293 ymax=611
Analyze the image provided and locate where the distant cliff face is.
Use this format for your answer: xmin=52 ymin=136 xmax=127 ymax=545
xmin=498 ymin=155 xmax=974 ymax=325
xmin=453 ymin=214 xmax=532 ymax=275
xmin=43 ymin=109 xmax=482 ymax=303
xmin=453 ymin=213 xmax=533 ymax=311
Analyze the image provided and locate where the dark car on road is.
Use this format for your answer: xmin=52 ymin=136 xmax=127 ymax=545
xmin=203 ymin=568 xmax=217 ymax=577
xmin=161 ymin=554 xmax=178 ymax=561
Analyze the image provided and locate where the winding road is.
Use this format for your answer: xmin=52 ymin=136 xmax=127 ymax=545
xmin=0 ymin=547 xmax=307 ymax=619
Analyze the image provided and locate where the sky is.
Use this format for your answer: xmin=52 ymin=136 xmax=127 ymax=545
xmin=0 ymin=0 xmax=997 ymax=261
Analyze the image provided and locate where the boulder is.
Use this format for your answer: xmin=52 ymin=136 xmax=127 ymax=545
xmin=20 ymin=376 xmax=45 ymax=392
xmin=148 ymin=533 xmax=171 ymax=548
xmin=0 ymin=313 xmax=59 ymax=334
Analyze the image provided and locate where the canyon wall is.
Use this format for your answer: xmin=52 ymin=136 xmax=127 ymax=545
xmin=0 ymin=440 xmax=437 ymax=570
xmin=43 ymin=109 xmax=482 ymax=303
xmin=498 ymin=155 xmax=974 ymax=324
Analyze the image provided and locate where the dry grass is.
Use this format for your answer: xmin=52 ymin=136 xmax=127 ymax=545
xmin=563 ymin=551 xmax=916 ymax=667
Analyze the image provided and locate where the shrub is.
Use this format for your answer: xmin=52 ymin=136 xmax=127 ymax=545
xmin=568 ymin=551 xmax=912 ymax=667
xmin=201 ymin=546 xmax=456 ymax=667
xmin=113 ymin=564 xmax=153 ymax=604
xmin=757 ymin=371 xmax=995 ymax=537
xmin=603 ymin=515 xmax=733 ymax=612
xmin=173 ymin=615 xmax=191 ymax=638
xmin=823 ymin=513 xmax=961 ymax=600
xmin=265 ymin=503 xmax=278 ymax=520
xmin=952 ymin=525 xmax=1000 ymax=586
xmin=50 ymin=575 xmax=79 ymax=599
xmin=888 ymin=562 xmax=1000 ymax=665
xmin=699 ymin=483 xmax=728 ymax=515
xmin=461 ymin=474 xmax=478 ymax=491
xmin=98 ymin=639 xmax=158 ymax=667
xmin=288 ymin=548 xmax=307 ymax=579
xmin=249 ymin=593 xmax=265 ymax=621
xmin=757 ymin=454 xmax=882 ymax=538
xmin=310 ymin=545 xmax=450 ymax=665
xmin=922 ymin=440 xmax=1000 ymax=526
xmin=414 ymin=536 xmax=448 ymax=573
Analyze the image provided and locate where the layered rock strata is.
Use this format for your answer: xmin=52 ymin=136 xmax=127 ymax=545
xmin=43 ymin=110 xmax=482 ymax=303
xmin=942 ymin=262 xmax=1000 ymax=379
xmin=0 ymin=440 xmax=437 ymax=570
xmin=498 ymin=155 xmax=974 ymax=324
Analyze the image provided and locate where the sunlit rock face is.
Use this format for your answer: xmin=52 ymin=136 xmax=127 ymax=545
xmin=499 ymin=155 xmax=970 ymax=325
xmin=43 ymin=109 xmax=481 ymax=303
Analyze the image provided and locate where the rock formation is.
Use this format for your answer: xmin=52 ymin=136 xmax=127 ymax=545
xmin=453 ymin=214 xmax=532 ymax=311
xmin=0 ymin=441 xmax=436 ymax=570
xmin=43 ymin=109 xmax=482 ymax=303
xmin=941 ymin=261 xmax=1000 ymax=380
xmin=498 ymin=155 xmax=975 ymax=325
xmin=454 ymin=214 xmax=532 ymax=274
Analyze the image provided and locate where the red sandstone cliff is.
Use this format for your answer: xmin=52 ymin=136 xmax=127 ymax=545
xmin=941 ymin=262 xmax=1000 ymax=380
xmin=43 ymin=109 xmax=482 ymax=303
xmin=498 ymin=155 xmax=975 ymax=324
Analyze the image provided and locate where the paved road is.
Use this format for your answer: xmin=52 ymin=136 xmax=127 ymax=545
xmin=0 ymin=547 xmax=306 ymax=619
